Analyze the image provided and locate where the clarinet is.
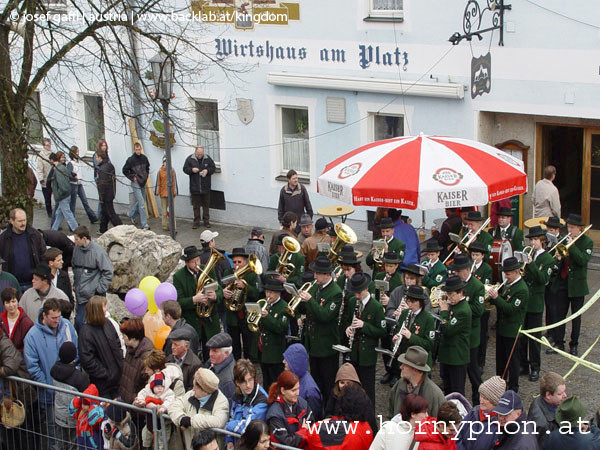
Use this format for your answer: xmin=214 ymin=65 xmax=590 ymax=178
xmin=347 ymin=298 xmax=362 ymax=356
xmin=388 ymin=310 xmax=413 ymax=368
xmin=337 ymin=276 xmax=350 ymax=329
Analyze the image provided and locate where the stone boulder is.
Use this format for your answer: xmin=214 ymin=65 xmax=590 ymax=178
xmin=97 ymin=225 xmax=182 ymax=293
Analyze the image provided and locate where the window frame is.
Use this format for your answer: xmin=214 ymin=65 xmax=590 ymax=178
xmin=366 ymin=0 xmax=404 ymax=21
xmin=194 ymin=98 xmax=221 ymax=169
xmin=81 ymin=93 xmax=106 ymax=157
xmin=372 ymin=112 xmax=405 ymax=142
xmin=279 ymin=105 xmax=310 ymax=179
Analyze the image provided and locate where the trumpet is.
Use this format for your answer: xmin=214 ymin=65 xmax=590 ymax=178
xmin=552 ymin=224 xmax=593 ymax=258
xmin=285 ymin=280 xmax=317 ymax=317
xmin=247 ymin=299 xmax=270 ymax=333
xmin=223 ymin=255 xmax=262 ymax=312
xmin=328 ymin=223 xmax=357 ymax=264
xmin=429 ymin=286 xmax=447 ymax=308
xmin=484 ymin=279 xmax=507 ymax=303
xmin=196 ymin=248 xmax=225 ymax=318
xmin=276 ymin=236 xmax=301 ymax=278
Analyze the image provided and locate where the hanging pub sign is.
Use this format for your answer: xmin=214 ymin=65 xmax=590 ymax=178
xmin=471 ymin=52 xmax=491 ymax=98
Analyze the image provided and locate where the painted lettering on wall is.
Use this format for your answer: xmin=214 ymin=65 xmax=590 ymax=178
xmin=214 ymin=39 xmax=409 ymax=71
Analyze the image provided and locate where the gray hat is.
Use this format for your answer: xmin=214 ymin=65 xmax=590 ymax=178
xmin=398 ymin=346 xmax=431 ymax=372
xmin=169 ymin=327 xmax=196 ymax=342
xmin=299 ymin=214 xmax=312 ymax=226
xmin=206 ymin=332 xmax=232 ymax=348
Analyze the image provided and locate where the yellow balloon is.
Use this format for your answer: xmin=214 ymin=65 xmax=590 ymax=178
xmin=154 ymin=325 xmax=171 ymax=350
xmin=139 ymin=276 xmax=161 ymax=313
xmin=143 ymin=310 xmax=165 ymax=343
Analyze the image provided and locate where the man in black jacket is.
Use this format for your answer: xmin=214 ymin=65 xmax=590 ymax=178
xmin=43 ymin=247 xmax=74 ymax=307
xmin=183 ymin=146 xmax=216 ymax=229
xmin=0 ymin=208 xmax=47 ymax=291
xmin=96 ymin=149 xmax=123 ymax=234
xmin=122 ymin=142 xmax=150 ymax=230
xmin=38 ymin=229 xmax=75 ymax=269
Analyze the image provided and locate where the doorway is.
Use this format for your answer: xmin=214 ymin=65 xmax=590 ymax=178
xmin=540 ymin=125 xmax=583 ymax=219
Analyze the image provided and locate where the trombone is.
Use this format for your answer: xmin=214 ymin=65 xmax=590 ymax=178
xmin=549 ymin=224 xmax=593 ymax=258
xmin=442 ymin=217 xmax=491 ymax=264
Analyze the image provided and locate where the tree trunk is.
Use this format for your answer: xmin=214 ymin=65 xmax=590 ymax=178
xmin=0 ymin=127 xmax=33 ymax=226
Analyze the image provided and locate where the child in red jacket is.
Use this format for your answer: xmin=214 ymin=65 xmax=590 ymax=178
xmin=69 ymin=384 xmax=104 ymax=450
xmin=415 ymin=401 xmax=462 ymax=450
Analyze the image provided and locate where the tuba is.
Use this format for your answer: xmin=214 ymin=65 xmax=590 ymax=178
xmin=247 ymin=299 xmax=269 ymax=333
xmin=285 ymin=280 xmax=317 ymax=317
xmin=223 ymin=255 xmax=263 ymax=312
xmin=276 ymin=236 xmax=301 ymax=278
xmin=196 ymin=248 xmax=225 ymax=318
xmin=328 ymin=223 xmax=357 ymax=264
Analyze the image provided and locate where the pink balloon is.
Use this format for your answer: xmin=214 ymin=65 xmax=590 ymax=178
xmin=125 ymin=288 xmax=148 ymax=316
xmin=154 ymin=282 xmax=177 ymax=308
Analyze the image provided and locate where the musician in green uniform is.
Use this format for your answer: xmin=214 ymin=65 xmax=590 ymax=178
xmin=491 ymin=207 xmax=525 ymax=252
xmin=298 ymin=256 xmax=343 ymax=406
xmin=543 ymin=216 xmax=563 ymax=345
xmin=437 ymin=275 xmax=472 ymax=396
xmin=464 ymin=210 xmax=494 ymax=258
xmin=390 ymin=285 xmax=435 ymax=371
xmin=469 ymin=241 xmax=494 ymax=371
xmin=519 ymin=226 xmax=555 ymax=382
xmin=366 ymin=217 xmax=406 ymax=273
xmin=487 ymin=256 xmax=529 ymax=393
xmin=551 ymin=213 xmax=593 ymax=357
xmin=449 ymin=254 xmax=484 ymax=405
xmin=253 ymin=278 xmax=289 ymax=390
xmin=268 ymin=233 xmax=305 ymax=286
xmin=222 ymin=248 xmax=260 ymax=361
xmin=421 ymin=240 xmax=447 ymax=290
xmin=173 ymin=245 xmax=223 ymax=361
xmin=342 ymin=272 xmax=386 ymax=408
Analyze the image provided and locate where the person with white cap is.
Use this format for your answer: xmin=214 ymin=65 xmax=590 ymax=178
xmin=199 ymin=229 xmax=230 ymax=284
xmin=168 ymin=367 xmax=229 ymax=449
xmin=490 ymin=390 xmax=537 ymax=449
xmin=456 ymin=375 xmax=506 ymax=450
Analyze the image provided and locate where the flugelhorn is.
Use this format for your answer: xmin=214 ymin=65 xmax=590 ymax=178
xmin=276 ymin=236 xmax=301 ymax=278
xmin=247 ymin=299 xmax=269 ymax=333
xmin=372 ymin=238 xmax=387 ymax=271
xmin=196 ymin=248 xmax=225 ymax=318
xmin=285 ymin=280 xmax=317 ymax=317
xmin=429 ymin=286 xmax=446 ymax=308
xmin=223 ymin=254 xmax=262 ymax=312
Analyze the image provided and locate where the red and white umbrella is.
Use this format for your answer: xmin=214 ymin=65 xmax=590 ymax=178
xmin=317 ymin=134 xmax=527 ymax=210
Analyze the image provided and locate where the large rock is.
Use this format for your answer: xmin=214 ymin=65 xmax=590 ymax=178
xmin=97 ymin=225 xmax=182 ymax=293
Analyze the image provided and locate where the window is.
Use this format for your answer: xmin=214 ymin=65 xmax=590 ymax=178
xmin=374 ymin=113 xmax=403 ymax=141
xmin=24 ymin=91 xmax=43 ymax=146
xmin=195 ymin=100 xmax=220 ymax=164
xmin=281 ymin=107 xmax=309 ymax=176
xmin=368 ymin=0 xmax=404 ymax=20
xmin=83 ymin=94 xmax=105 ymax=155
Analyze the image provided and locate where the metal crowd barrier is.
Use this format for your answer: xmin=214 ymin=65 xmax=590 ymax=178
xmin=2 ymin=376 xmax=301 ymax=450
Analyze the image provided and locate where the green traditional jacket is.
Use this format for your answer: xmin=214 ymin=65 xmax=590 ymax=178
xmin=336 ymin=274 xmax=375 ymax=341
xmin=524 ymin=250 xmax=555 ymax=313
xmin=173 ymin=265 xmax=223 ymax=342
xmin=366 ymin=237 xmax=406 ymax=269
xmin=223 ymin=268 xmax=259 ymax=328
xmin=422 ymin=259 xmax=448 ymax=290
xmin=343 ymin=295 xmax=386 ymax=366
xmin=395 ymin=308 xmax=436 ymax=368
xmin=438 ymin=298 xmax=471 ymax=366
xmin=476 ymin=230 xmax=494 ymax=257
xmin=491 ymin=225 xmax=525 ymax=252
xmin=268 ymin=252 xmax=305 ymax=286
xmin=373 ymin=271 xmax=403 ymax=301
xmin=551 ymin=234 xmax=593 ymax=298
xmin=301 ymin=279 xmax=343 ymax=358
xmin=254 ymin=297 xmax=290 ymax=364
xmin=464 ymin=275 xmax=485 ymax=349
xmin=489 ymin=278 xmax=529 ymax=338
xmin=473 ymin=261 xmax=493 ymax=285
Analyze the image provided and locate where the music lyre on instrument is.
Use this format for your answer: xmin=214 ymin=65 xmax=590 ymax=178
xmin=246 ymin=300 xmax=269 ymax=333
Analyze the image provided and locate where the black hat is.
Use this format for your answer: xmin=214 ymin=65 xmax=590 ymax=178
xmin=405 ymin=285 xmax=426 ymax=301
xmin=326 ymin=226 xmax=337 ymax=237
xmin=315 ymin=218 xmax=328 ymax=231
xmin=169 ymin=327 xmax=195 ymax=342
xmin=230 ymin=247 xmax=249 ymax=258
xmin=543 ymin=216 xmax=562 ymax=229
xmin=526 ymin=226 xmax=546 ymax=239
xmin=566 ymin=213 xmax=585 ymax=226
xmin=59 ymin=341 xmax=77 ymax=364
xmin=501 ymin=256 xmax=521 ymax=272
xmin=346 ymin=273 xmax=371 ymax=294
xmin=276 ymin=233 xmax=290 ymax=245
xmin=497 ymin=207 xmax=513 ymax=217
xmin=264 ymin=278 xmax=285 ymax=292
xmin=459 ymin=206 xmax=475 ymax=214
xmin=443 ymin=275 xmax=466 ymax=292
xmin=423 ymin=240 xmax=443 ymax=253
xmin=309 ymin=256 xmax=334 ymax=273
xmin=32 ymin=263 xmax=52 ymax=281
xmin=448 ymin=254 xmax=472 ymax=271
xmin=382 ymin=252 xmax=402 ymax=264
xmin=181 ymin=245 xmax=201 ymax=261
xmin=105 ymin=404 xmax=128 ymax=424
xmin=338 ymin=252 xmax=360 ymax=266
xmin=299 ymin=214 xmax=313 ymax=227
xmin=297 ymin=271 xmax=314 ymax=288
xmin=379 ymin=217 xmax=395 ymax=229
xmin=401 ymin=264 xmax=423 ymax=277
xmin=468 ymin=242 xmax=487 ymax=254
xmin=206 ymin=332 xmax=233 ymax=349
xmin=340 ymin=245 xmax=355 ymax=254
xmin=251 ymin=227 xmax=263 ymax=237
xmin=466 ymin=210 xmax=484 ymax=221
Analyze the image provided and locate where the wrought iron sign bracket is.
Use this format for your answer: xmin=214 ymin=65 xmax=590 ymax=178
xmin=449 ymin=0 xmax=512 ymax=46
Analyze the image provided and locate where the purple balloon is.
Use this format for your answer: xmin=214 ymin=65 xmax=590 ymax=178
xmin=154 ymin=282 xmax=178 ymax=307
xmin=125 ymin=288 xmax=148 ymax=316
